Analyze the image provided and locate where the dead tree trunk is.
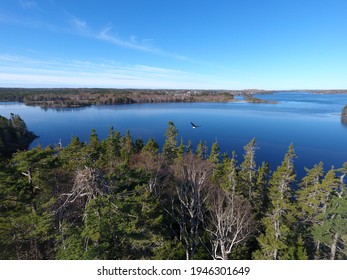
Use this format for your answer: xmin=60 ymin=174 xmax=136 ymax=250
xmin=171 ymin=154 xmax=213 ymax=260
xmin=207 ymin=186 xmax=254 ymax=260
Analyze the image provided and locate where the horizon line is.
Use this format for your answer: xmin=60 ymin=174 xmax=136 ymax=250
xmin=0 ymin=87 xmax=347 ymax=92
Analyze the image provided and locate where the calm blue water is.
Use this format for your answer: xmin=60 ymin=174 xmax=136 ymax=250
xmin=1 ymin=92 xmax=347 ymax=178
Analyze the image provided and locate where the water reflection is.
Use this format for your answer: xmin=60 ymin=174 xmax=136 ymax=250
xmin=40 ymin=106 xmax=90 ymax=112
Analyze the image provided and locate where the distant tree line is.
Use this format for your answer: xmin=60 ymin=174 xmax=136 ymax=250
xmin=0 ymin=116 xmax=346 ymax=260
xmin=0 ymin=88 xmax=238 ymax=108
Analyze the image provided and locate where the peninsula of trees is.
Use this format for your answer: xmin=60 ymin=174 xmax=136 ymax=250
xmin=0 ymin=116 xmax=346 ymax=260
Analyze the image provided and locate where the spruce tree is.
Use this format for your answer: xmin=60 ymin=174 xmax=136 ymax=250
xmin=255 ymin=161 xmax=271 ymax=218
xmin=253 ymin=144 xmax=296 ymax=260
xmin=120 ymin=130 xmax=134 ymax=162
xmin=196 ymin=140 xmax=208 ymax=159
xmin=142 ymin=137 xmax=159 ymax=155
xmin=239 ymin=138 xmax=258 ymax=199
xmin=310 ymin=168 xmax=343 ymax=259
xmin=163 ymin=121 xmax=178 ymax=161
xmin=208 ymin=140 xmax=221 ymax=164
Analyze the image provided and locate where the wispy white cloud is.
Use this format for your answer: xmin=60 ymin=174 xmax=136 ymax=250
xmin=18 ymin=2 xmax=187 ymax=60
xmin=2 ymin=1 xmax=187 ymax=61
xmin=0 ymin=54 xmax=236 ymax=89
xmin=97 ymin=26 xmax=150 ymax=52
xmin=95 ymin=26 xmax=187 ymax=60
xmin=68 ymin=15 xmax=87 ymax=29
xmin=18 ymin=0 xmax=37 ymax=9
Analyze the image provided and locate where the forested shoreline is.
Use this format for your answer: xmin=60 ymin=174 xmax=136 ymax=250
xmin=1 ymin=88 xmax=346 ymax=108
xmin=0 ymin=88 xmax=241 ymax=108
xmin=0 ymin=115 xmax=346 ymax=260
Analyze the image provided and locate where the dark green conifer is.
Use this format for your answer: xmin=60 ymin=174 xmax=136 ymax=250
xmin=239 ymin=138 xmax=257 ymax=199
xmin=163 ymin=121 xmax=178 ymax=161
xmin=196 ymin=140 xmax=208 ymax=159
xmin=253 ymin=144 xmax=296 ymax=260
xmin=208 ymin=140 xmax=221 ymax=164
xmin=143 ymin=137 xmax=159 ymax=155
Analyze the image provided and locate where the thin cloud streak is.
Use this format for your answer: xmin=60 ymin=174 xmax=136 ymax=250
xmin=98 ymin=26 xmax=152 ymax=52
xmin=0 ymin=54 xmax=236 ymax=89
xmin=1 ymin=2 xmax=187 ymax=61
xmin=68 ymin=15 xmax=87 ymax=29
xmin=96 ymin=26 xmax=187 ymax=60
xmin=18 ymin=0 xmax=38 ymax=9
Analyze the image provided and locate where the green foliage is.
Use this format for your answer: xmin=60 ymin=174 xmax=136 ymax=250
xmin=1 ymin=117 xmax=346 ymax=260
xmin=196 ymin=140 xmax=208 ymax=159
xmin=208 ymin=140 xmax=221 ymax=164
xmin=254 ymin=144 xmax=297 ymax=260
xmin=219 ymin=151 xmax=239 ymax=193
xmin=142 ymin=137 xmax=159 ymax=155
xmin=239 ymin=138 xmax=258 ymax=199
xmin=311 ymin=179 xmax=347 ymax=260
xmin=255 ymin=162 xmax=271 ymax=217
xmin=120 ymin=130 xmax=135 ymax=162
xmin=163 ymin=121 xmax=178 ymax=161
xmin=0 ymin=114 xmax=37 ymax=157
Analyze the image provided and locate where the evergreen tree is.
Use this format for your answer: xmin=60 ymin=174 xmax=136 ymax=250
xmin=177 ymin=138 xmax=185 ymax=159
xmin=99 ymin=127 xmax=122 ymax=172
xmin=239 ymin=138 xmax=258 ymax=199
xmin=120 ymin=130 xmax=134 ymax=162
xmin=195 ymin=140 xmax=208 ymax=159
xmin=296 ymin=162 xmax=328 ymax=258
xmin=186 ymin=140 xmax=193 ymax=154
xmin=134 ymin=138 xmax=144 ymax=153
xmin=58 ymin=136 xmax=87 ymax=171
xmin=102 ymin=127 xmax=121 ymax=156
xmin=312 ymin=188 xmax=347 ymax=259
xmin=85 ymin=128 xmax=101 ymax=164
xmin=255 ymin=162 xmax=271 ymax=218
xmin=220 ymin=151 xmax=239 ymax=194
xmin=2 ymin=146 xmax=58 ymax=259
xmin=208 ymin=140 xmax=221 ymax=164
xmin=310 ymin=168 xmax=343 ymax=259
xmin=163 ymin=121 xmax=178 ymax=161
xmin=142 ymin=137 xmax=159 ymax=155
xmin=253 ymin=144 xmax=296 ymax=260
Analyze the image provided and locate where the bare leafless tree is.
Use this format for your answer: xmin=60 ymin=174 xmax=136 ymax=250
xmin=207 ymin=186 xmax=254 ymax=260
xmin=170 ymin=153 xmax=213 ymax=260
xmin=59 ymin=166 xmax=109 ymax=210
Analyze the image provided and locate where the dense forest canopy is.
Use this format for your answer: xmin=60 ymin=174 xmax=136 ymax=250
xmin=0 ymin=115 xmax=346 ymax=260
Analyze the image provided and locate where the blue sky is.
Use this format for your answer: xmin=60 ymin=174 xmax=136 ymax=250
xmin=1 ymin=0 xmax=347 ymax=89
